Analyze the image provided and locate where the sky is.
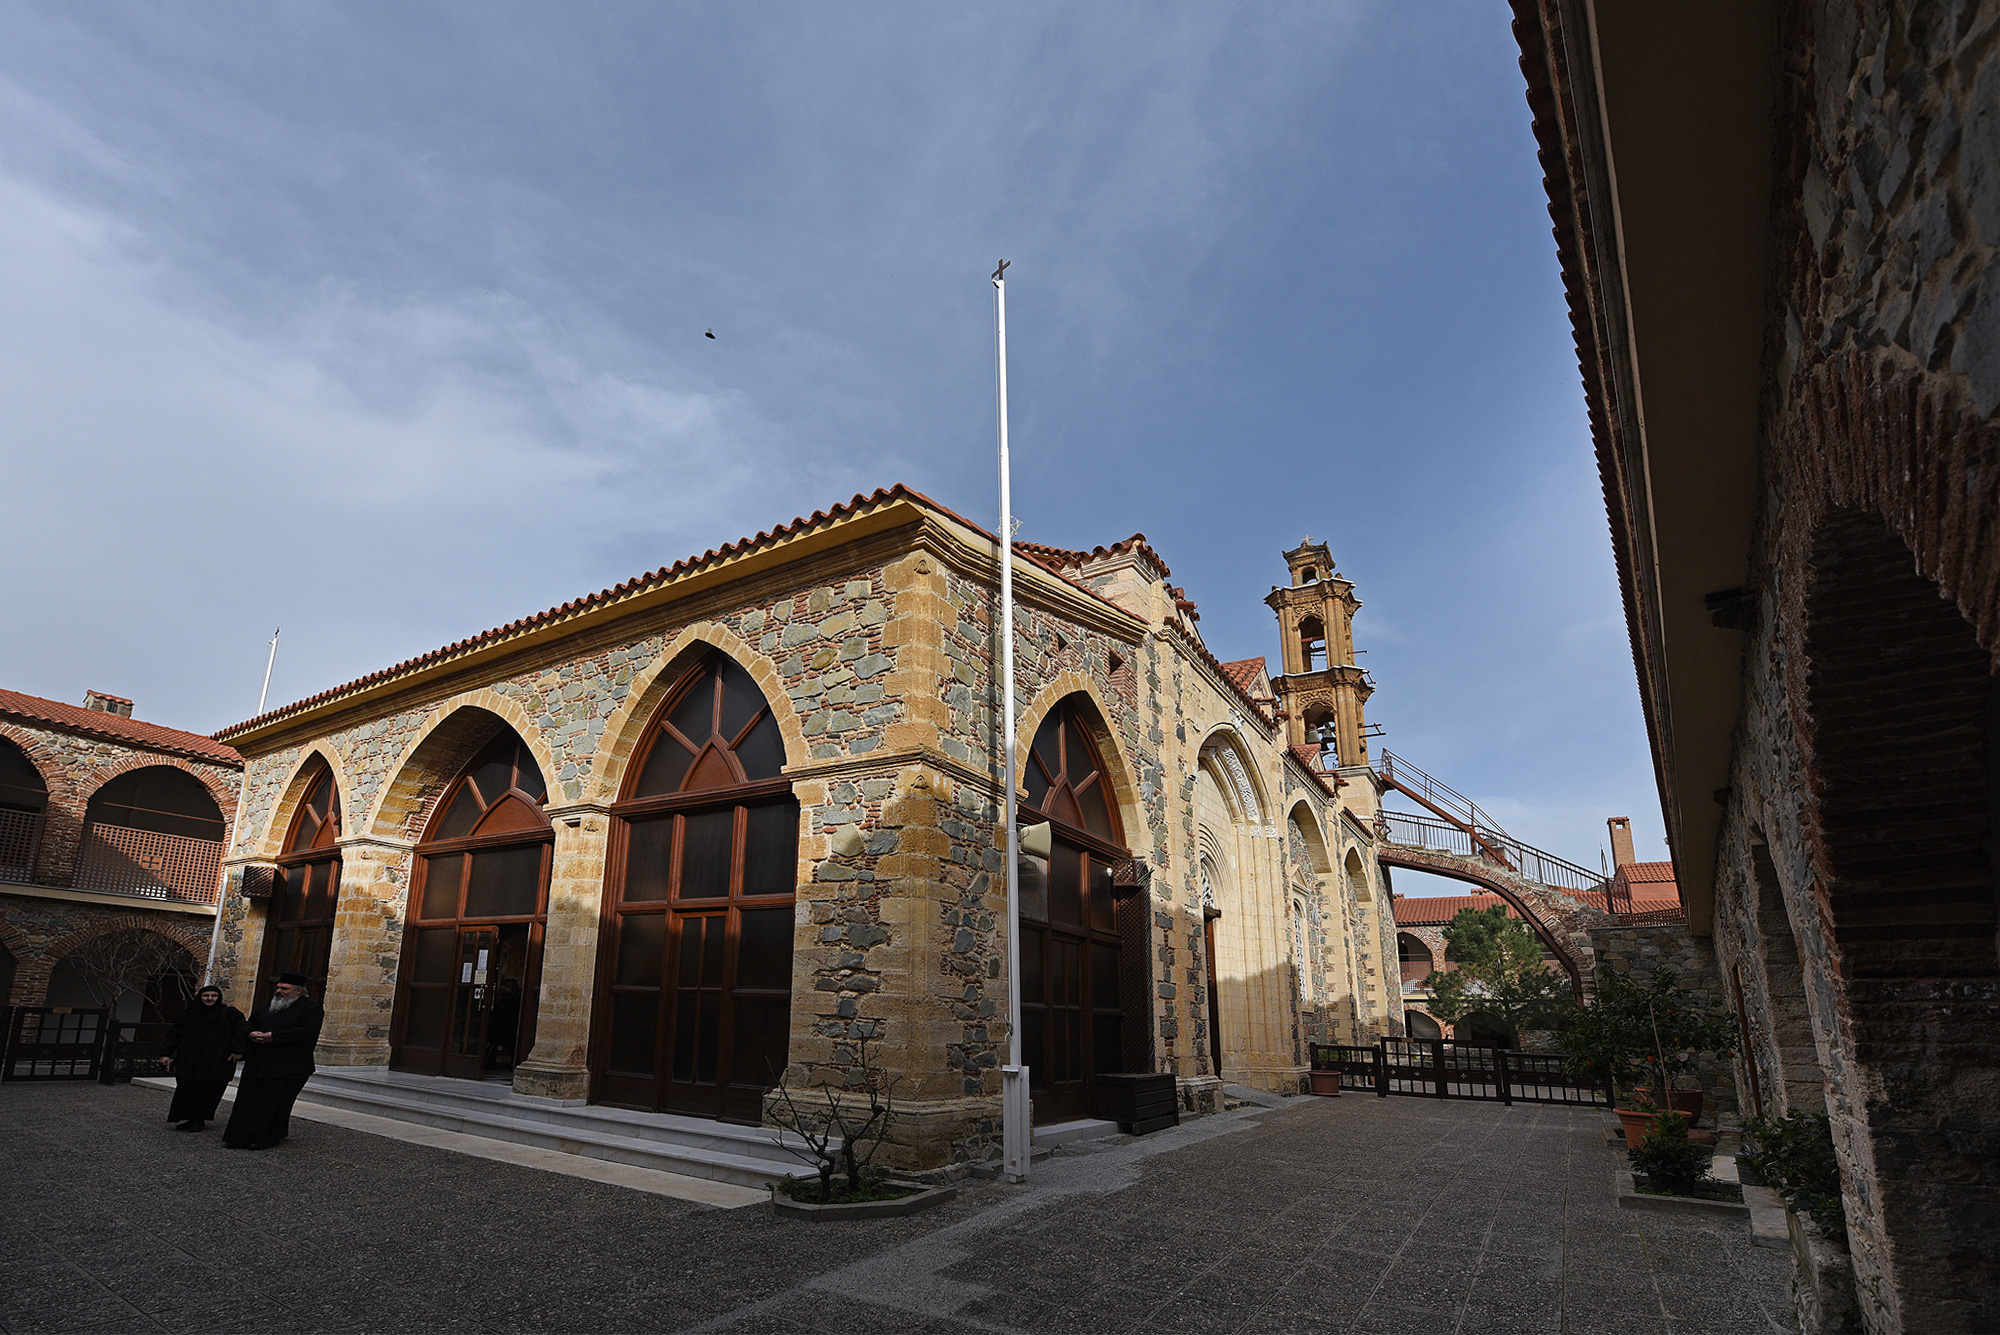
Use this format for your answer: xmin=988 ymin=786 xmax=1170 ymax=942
xmin=0 ymin=2 xmax=1667 ymax=890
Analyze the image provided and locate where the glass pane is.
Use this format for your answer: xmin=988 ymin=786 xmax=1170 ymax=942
xmin=697 ymin=1000 xmax=720 ymax=1084
xmin=668 ymin=670 xmax=716 ymax=746
xmin=671 ymin=993 xmax=699 ymax=1081
xmin=616 ymin=914 xmax=666 ymax=987
xmin=1049 ymin=846 xmax=1083 ymax=926
xmin=274 ymin=866 xmax=305 ymax=923
xmin=678 ymin=916 xmax=705 ymax=987
xmin=402 ymin=988 xmax=447 ymax=1049
xmin=1091 ymin=942 xmax=1121 ymax=1010
xmin=471 ymin=752 xmax=515 ymax=808
xmin=1024 ymin=1010 xmax=1046 ymax=1087
xmin=740 ymin=801 xmax=798 ymax=898
xmin=435 ymin=784 xmax=482 ymax=840
xmin=680 ymin=809 xmax=734 ymax=899
xmin=420 ymin=854 xmax=464 ymax=920
xmin=1088 ymin=859 xmax=1115 ymax=932
xmin=717 ymin=657 xmax=765 ymax=745
xmin=703 ymin=912 xmax=726 ymax=983
xmin=1056 ymin=939 xmax=1081 ymax=1007
xmin=1055 ymin=1010 xmax=1080 ymax=1083
xmin=413 ymin=928 xmax=457 ymax=983
xmin=1077 ymin=777 xmax=1113 ymax=841
xmin=634 ymin=734 xmax=695 ymax=796
xmin=464 ymin=845 xmax=543 ymax=918
xmin=1021 ymin=928 xmax=1044 ymax=1003
xmin=1092 ymin=1013 xmax=1124 ymax=1076
xmin=303 ymin=861 xmax=336 ymax=923
xmin=1030 ymin=716 xmax=1062 ymax=788
xmin=608 ymin=993 xmax=657 ymax=1076
xmin=1018 ymin=854 xmax=1048 ymax=922
xmin=734 ymin=908 xmax=794 ymax=992
xmin=1023 ymin=759 xmax=1050 ymax=811
xmin=734 ymin=713 xmax=786 ymax=781
xmin=512 ymin=750 xmax=546 ymax=804
xmin=622 ymin=818 xmax=674 ymax=901
xmin=730 ymin=997 xmax=789 ymax=1089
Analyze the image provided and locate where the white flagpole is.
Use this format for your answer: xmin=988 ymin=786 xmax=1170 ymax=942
xmin=257 ymin=628 xmax=281 ymax=715
xmin=994 ymin=259 xmax=1030 ymax=1185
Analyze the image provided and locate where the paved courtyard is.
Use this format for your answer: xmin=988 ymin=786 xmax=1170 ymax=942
xmin=0 ymin=1081 xmax=1792 ymax=1334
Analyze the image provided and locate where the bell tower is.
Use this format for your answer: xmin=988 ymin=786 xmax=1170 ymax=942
xmin=1265 ymin=539 xmax=1373 ymax=768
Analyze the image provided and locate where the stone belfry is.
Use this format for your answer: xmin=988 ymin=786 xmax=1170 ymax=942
xmin=1265 ymin=539 xmax=1373 ymax=768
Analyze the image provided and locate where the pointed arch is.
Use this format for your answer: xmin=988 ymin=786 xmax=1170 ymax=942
xmin=1017 ymin=674 xmax=1146 ymax=861
xmin=256 ymin=745 xmax=354 ymax=861
xmin=365 ymin=691 xmax=557 ymax=844
xmin=586 ymin=623 xmax=805 ymax=807
xmin=1196 ymin=723 xmax=1269 ymax=830
xmin=1288 ymin=801 xmax=1332 ymax=876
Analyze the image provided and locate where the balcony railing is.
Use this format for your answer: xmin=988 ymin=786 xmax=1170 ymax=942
xmin=0 ymin=807 xmax=39 ymax=883
xmin=70 ymin=823 xmax=223 ymax=905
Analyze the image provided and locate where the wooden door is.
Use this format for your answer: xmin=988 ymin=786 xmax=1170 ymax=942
xmin=444 ymin=927 xmax=498 ymax=1080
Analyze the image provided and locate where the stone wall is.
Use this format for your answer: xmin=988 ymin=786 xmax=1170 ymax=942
xmin=1587 ymin=923 xmax=1738 ymax=1123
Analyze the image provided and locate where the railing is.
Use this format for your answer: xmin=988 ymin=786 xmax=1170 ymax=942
xmin=1310 ymin=1039 xmax=1611 ymax=1107
xmin=1377 ymin=811 xmax=1608 ymax=898
xmin=71 ymin=823 xmax=223 ymax=905
xmin=0 ymin=806 xmax=39 ymax=883
xmin=1375 ymin=751 xmax=1503 ymax=844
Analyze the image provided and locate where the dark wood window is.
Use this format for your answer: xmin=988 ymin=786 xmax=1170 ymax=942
xmin=259 ymin=760 xmax=342 ymax=1010
xmin=392 ymin=733 xmax=552 ymax=1081
xmin=1019 ymin=702 xmax=1132 ymax=1124
xmin=596 ymin=653 xmax=797 ymax=1124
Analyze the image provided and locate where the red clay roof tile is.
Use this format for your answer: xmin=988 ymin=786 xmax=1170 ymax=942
xmin=0 ymin=689 xmax=242 ymax=766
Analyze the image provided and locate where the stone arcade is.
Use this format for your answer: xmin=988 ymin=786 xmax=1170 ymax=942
xmin=207 ymin=487 xmax=1398 ymax=1170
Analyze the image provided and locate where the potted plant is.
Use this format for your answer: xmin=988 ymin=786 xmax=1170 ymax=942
xmin=1561 ymin=965 xmax=1736 ymax=1146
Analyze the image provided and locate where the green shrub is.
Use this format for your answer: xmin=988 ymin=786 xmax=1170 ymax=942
xmin=1741 ymin=1111 xmax=1847 ymax=1239
xmin=1629 ymin=1111 xmax=1710 ymax=1196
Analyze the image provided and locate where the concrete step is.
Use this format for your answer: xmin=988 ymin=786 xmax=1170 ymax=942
xmin=1222 ymin=1083 xmax=1288 ymax=1109
xmin=300 ymin=1066 xmax=819 ymax=1189
xmin=1031 ymin=1117 xmax=1120 ymax=1150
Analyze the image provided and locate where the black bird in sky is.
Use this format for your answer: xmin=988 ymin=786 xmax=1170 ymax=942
xmin=705 ymin=329 xmax=715 ymax=339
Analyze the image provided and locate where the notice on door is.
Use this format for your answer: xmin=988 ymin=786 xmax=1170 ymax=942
xmin=461 ymin=963 xmax=474 ymax=983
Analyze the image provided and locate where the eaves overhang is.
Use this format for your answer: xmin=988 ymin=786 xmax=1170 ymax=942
xmin=1514 ymin=0 xmax=1782 ymax=933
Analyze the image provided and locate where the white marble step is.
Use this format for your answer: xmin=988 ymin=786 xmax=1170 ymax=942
xmin=300 ymin=1066 xmax=818 ymax=1189
xmin=1032 ymin=1117 xmax=1121 ymax=1149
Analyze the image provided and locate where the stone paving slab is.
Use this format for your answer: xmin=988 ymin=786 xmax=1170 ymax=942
xmin=0 ymin=1081 xmax=1792 ymax=1334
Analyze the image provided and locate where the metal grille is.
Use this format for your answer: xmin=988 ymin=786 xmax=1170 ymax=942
xmin=3 ymin=1008 xmax=109 ymax=1081
xmin=0 ymin=806 xmax=40 ymax=883
xmin=1310 ymin=1038 xmax=1610 ymax=1107
xmin=71 ymin=823 xmax=223 ymax=904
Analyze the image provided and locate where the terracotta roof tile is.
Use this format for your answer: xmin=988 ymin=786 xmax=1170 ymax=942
xmin=1614 ymin=861 xmax=1677 ymax=884
xmin=0 ymin=689 xmax=242 ymax=766
xmin=1287 ymin=744 xmax=1343 ymax=795
xmin=1015 ymin=534 xmax=1173 ymax=580
xmin=1394 ymin=892 xmax=1519 ymax=925
xmin=1220 ymin=657 xmax=1268 ymax=695
xmin=218 ymin=485 xmax=1147 ymax=742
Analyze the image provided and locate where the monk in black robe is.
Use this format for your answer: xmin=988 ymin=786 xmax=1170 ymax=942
xmin=158 ymin=984 xmax=243 ymax=1131
xmin=222 ymin=972 xmax=323 ymax=1150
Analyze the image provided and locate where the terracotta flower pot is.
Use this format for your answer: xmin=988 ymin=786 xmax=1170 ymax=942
xmin=1615 ymin=1106 xmax=1659 ymax=1149
xmin=1309 ymin=1070 xmax=1342 ymax=1097
xmin=1634 ymin=1085 xmax=1704 ymax=1126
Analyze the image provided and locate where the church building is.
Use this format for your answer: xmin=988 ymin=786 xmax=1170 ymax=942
xmin=208 ymin=486 xmax=1397 ymax=1169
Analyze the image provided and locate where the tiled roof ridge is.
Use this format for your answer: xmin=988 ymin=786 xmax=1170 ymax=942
xmin=1220 ymin=657 xmax=1268 ymax=694
xmin=1285 ymin=743 xmax=1342 ymax=796
xmin=1162 ymin=621 xmax=1274 ymax=729
xmin=1015 ymin=533 xmax=1172 ymax=580
xmin=0 ymin=688 xmax=243 ymax=766
xmin=218 ymin=484 xmax=1144 ymax=741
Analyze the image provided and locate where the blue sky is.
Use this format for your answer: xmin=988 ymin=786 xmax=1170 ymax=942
xmin=0 ymin=2 xmax=1666 ymax=886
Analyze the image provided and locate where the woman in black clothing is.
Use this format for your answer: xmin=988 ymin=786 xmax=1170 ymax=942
xmin=158 ymin=984 xmax=243 ymax=1131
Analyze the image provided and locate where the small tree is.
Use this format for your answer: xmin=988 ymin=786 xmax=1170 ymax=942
xmin=1560 ymin=964 xmax=1737 ymax=1099
xmin=767 ymin=1029 xmax=900 ymax=1203
xmin=63 ymin=930 xmax=194 ymax=1016
xmin=1424 ymin=906 xmax=1575 ymax=1043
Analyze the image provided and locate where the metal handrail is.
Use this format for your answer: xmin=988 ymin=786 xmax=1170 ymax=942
xmin=1375 ymin=752 xmax=1502 ymax=840
xmin=1377 ymin=810 xmax=1607 ymax=898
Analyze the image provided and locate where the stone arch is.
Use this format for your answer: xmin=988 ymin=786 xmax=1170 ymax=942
xmin=1397 ymin=931 xmax=1434 ymax=984
xmin=1373 ymin=849 xmax=1587 ymax=998
xmin=1344 ymin=847 xmax=1372 ymax=903
xmin=0 ymin=915 xmax=36 ymax=1004
xmin=78 ymin=754 xmax=238 ymax=845
xmin=585 ymin=622 xmax=807 ymax=807
xmin=0 ymin=725 xmax=89 ymax=887
xmin=254 ymin=745 xmax=354 ymax=862
xmin=1017 ymin=675 xmax=1147 ymax=861
xmin=44 ymin=916 xmax=209 ymax=971
xmin=364 ymin=691 xmax=558 ymax=843
xmin=1195 ymin=723 xmax=1269 ymax=829
xmin=1287 ymin=801 xmax=1332 ymax=876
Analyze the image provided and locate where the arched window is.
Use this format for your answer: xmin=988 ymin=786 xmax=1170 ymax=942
xmin=393 ymin=731 xmax=551 ymax=1080
xmin=76 ymin=766 xmax=225 ymax=901
xmin=1397 ymin=932 xmax=1434 ymax=984
xmin=0 ymin=738 xmax=47 ymax=883
xmin=1019 ymin=700 xmax=1134 ymax=1123
xmin=259 ymin=759 xmax=343 ymax=1008
xmin=1299 ymin=616 xmax=1327 ymax=672
xmin=597 ymin=653 xmax=798 ymax=1123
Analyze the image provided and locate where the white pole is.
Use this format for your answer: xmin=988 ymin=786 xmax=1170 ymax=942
xmin=994 ymin=259 xmax=1030 ymax=1185
xmin=257 ymin=628 xmax=281 ymax=715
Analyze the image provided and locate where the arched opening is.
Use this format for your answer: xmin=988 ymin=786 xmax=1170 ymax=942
xmin=1345 ymin=848 xmax=1371 ymax=903
xmin=1800 ymin=508 xmax=2000 ymax=1320
xmin=1743 ymin=834 xmax=1824 ymax=1118
xmin=1458 ymin=1011 xmax=1513 ymax=1048
xmin=391 ymin=730 xmax=552 ymax=1080
xmin=595 ymin=652 xmax=797 ymax=1123
xmin=1397 ymin=933 xmax=1433 ymax=985
xmin=76 ymin=767 xmax=225 ymax=902
xmin=1198 ymin=856 xmax=1225 ymax=1079
xmin=1020 ymin=697 xmax=1137 ymax=1123
xmin=0 ymin=738 xmax=47 ymax=883
xmin=46 ymin=929 xmax=198 ymax=1023
xmin=1404 ymin=1009 xmax=1443 ymax=1040
xmin=256 ymin=758 xmax=343 ymax=1013
xmin=1298 ymin=616 xmax=1327 ymax=673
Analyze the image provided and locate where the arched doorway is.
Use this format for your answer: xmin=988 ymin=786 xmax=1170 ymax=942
xmin=76 ymin=767 xmax=225 ymax=901
xmin=1397 ymin=933 xmax=1433 ymax=985
xmin=1405 ymin=1009 xmax=1443 ymax=1040
xmin=257 ymin=759 xmax=342 ymax=1011
xmin=391 ymin=731 xmax=551 ymax=1080
xmin=47 ymin=929 xmax=198 ymax=1022
xmin=0 ymin=738 xmax=47 ymax=883
xmin=594 ymin=653 xmax=797 ymax=1123
xmin=1019 ymin=700 xmax=1134 ymax=1124
xmin=1199 ymin=856 xmax=1224 ymax=1078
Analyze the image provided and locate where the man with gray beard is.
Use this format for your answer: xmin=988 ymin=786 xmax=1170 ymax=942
xmin=222 ymin=972 xmax=323 ymax=1150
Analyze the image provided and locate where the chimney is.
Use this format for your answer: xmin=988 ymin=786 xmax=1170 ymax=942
xmin=83 ymin=690 xmax=134 ymax=719
xmin=1607 ymin=816 xmax=1636 ymax=869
